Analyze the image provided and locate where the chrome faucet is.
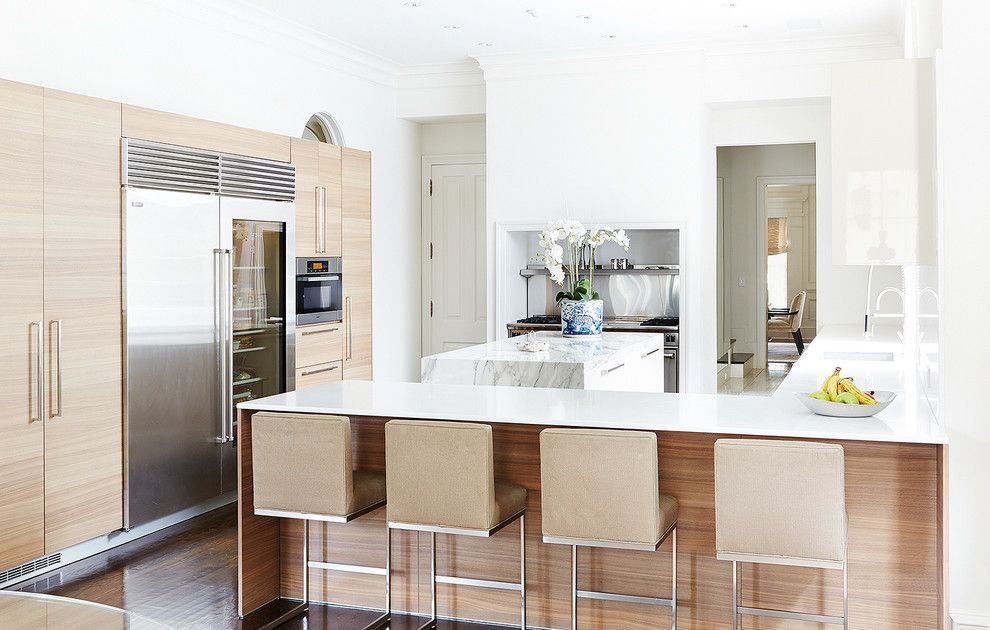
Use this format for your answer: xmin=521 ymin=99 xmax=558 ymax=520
xmin=864 ymin=266 xmax=906 ymax=336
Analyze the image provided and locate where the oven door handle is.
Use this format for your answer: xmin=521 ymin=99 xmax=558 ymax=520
xmin=297 ymin=275 xmax=341 ymax=282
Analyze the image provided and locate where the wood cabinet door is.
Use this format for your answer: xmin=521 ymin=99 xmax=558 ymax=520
xmin=296 ymin=323 xmax=344 ymax=370
xmin=42 ymin=90 xmax=124 ymax=552
xmin=318 ymin=143 xmax=342 ymax=257
xmin=295 ymin=361 xmax=343 ymax=389
xmin=341 ymin=149 xmax=373 ymax=380
xmin=291 ymin=138 xmax=320 ymax=258
xmin=0 ymin=79 xmax=45 ymax=569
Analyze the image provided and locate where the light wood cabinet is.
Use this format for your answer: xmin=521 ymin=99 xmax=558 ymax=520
xmin=296 ymin=323 xmax=344 ymax=369
xmin=341 ymin=148 xmax=373 ymax=380
xmin=0 ymin=84 xmax=125 ymax=570
xmin=0 ymin=79 xmax=45 ymax=570
xmin=121 ymin=104 xmax=289 ymax=162
xmin=295 ymin=361 xmax=343 ymax=389
xmin=42 ymin=89 xmax=124 ymax=552
xmin=291 ymin=138 xmax=342 ymax=258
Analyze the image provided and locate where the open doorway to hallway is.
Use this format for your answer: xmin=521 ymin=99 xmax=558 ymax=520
xmin=716 ymin=143 xmax=817 ymax=396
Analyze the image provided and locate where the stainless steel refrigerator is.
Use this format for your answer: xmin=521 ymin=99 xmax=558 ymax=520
xmin=122 ymin=140 xmax=296 ymax=528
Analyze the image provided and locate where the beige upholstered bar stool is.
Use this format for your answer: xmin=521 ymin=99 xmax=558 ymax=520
xmin=251 ymin=412 xmax=390 ymax=630
xmin=539 ymin=428 xmax=679 ymax=630
xmin=385 ymin=419 xmax=528 ymax=630
xmin=714 ymin=439 xmax=848 ymax=630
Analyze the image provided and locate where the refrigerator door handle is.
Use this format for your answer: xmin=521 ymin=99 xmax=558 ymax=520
xmin=214 ymin=248 xmax=232 ymax=444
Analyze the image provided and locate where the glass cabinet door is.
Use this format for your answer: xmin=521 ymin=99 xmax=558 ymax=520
xmin=230 ymin=219 xmax=286 ymax=406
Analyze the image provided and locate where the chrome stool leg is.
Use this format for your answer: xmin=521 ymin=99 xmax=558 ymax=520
xmin=731 ymin=560 xmax=738 ymax=630
xmin=671 ymin=527 xmax=677 ymax=630
xmin=520 ymin=513 xmax=527 ymax=629
xmin=571 ymin=545 xmax=578 ymax=630
xmin=302 ymin=519 xmax=310 ymax=607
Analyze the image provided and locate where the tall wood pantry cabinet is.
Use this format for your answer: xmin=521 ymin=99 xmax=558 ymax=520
xmin=341 ymin=148 xmax=373 ymax=380
xmin=0 ymin=79 xmax=123 ymax=570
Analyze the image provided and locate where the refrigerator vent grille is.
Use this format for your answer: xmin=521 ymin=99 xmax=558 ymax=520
xmin=123 ymin=139 xmax=296 ymax=201
xmin=0 ymin=553 xmax=62 ymax=587
xmin=123 ymin=139 xmax=221 ymax=194
xmin=219 ymin=153 xmax=296 ymax=202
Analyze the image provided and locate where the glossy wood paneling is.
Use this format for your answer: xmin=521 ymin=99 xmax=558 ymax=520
xmin=318 ymin=143 xmax=342 ymax=257
xmin=121 ymin=104 xmax=290 ymax=162
xmin=291 ymin=138 xmax=320 ymax=258
xmin=296 ymin=322 xmax=344 ymax=369
xmin=341 ymin=149 xmax=372 ymax=380
xmin=295 ymin=360 xmax=343 ymax=389
xmin=240 ymin=414 xmax=943 ymax=629
xmin=42 ymin=89 xmax=124 ymax=552
xmin=0 ymin=79 xmax=46 ymax=569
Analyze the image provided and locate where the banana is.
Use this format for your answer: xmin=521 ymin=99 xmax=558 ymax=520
xmin=824 ymin=367 xmax=842 ymax=401
xmin=838 ymin=378 xmax=878 ymax=405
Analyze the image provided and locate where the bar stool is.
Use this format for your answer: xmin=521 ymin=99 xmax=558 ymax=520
xmin=539 ymin=428 xmax=679 ymax=630
xmin=251 ymin=412 xmax=390 ymax=630
xmin=384 ymin=419 xmax=528 ymax=629
xmin=714 ymin=439 xmax=848 ymax=629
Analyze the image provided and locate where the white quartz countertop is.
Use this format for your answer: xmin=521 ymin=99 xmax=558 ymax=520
xmin=241 ymin=325 xmax=945 ymax=444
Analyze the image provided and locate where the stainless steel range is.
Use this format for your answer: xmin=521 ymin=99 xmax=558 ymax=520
xmin=506 ymin=316 xmax=680 ymax=393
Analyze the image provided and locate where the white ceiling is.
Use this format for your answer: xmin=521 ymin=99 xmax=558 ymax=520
xmin=238 ymin=0 xmax=904 ymax=67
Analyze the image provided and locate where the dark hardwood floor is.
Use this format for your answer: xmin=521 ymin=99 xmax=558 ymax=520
xmin=9 ymin=504 xmax=508 ymax=630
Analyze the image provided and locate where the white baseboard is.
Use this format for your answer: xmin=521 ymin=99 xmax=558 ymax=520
xmin=954 ymin=610 xmax=990 ymax=629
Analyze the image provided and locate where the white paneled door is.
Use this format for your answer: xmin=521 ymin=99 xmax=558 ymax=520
xmin=427 ymin=163 xmax=486 ymax=355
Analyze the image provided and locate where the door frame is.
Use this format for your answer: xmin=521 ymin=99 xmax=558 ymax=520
xmin=755 ymin=175 xmax=815 ymax=368
xmin=421 ymin=154 xmax=486 ymax=357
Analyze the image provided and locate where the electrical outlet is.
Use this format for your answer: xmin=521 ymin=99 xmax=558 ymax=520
xmin=738 ymin=276 xmax=746 ymax=287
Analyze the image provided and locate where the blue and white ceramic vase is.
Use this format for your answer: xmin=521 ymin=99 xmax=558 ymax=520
xmin=560 ymin=299 xmax=604 ymax=337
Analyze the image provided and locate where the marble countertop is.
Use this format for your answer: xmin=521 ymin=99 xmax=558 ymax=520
xmin=422 ymin=331 xmax=662 ymax=371
xmin=241 ymin=326 xmax=945 ymax=444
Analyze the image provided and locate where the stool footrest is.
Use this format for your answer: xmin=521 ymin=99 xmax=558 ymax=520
xmin=436 ymin=574 xmax=523 ymax=592
xmin=308 ymin=560 xmax=387 ymax=576
xmin=362 ymin=612 xmax=391 ymax=630
xmin=738 ymin=605 xmax=844 ymax=625
xmin=577 ymin=589 xmax=673 ymax=608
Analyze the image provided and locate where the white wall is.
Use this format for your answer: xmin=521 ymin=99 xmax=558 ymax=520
xmin=483 ymin=52 xmax=713 ymax=392
xmin=0 ymin=0 xmax=423 ymax=382
xmin=420 ymin=121 xmax=486 ymax=156
xmin=940 ymin=1 xmax=990 ymax=626
xmin=717 ymin=144 xmax=816 ymax=364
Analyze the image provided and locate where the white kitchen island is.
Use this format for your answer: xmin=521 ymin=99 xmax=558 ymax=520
xmin=420 ymin=330 xmax=664 ymax=392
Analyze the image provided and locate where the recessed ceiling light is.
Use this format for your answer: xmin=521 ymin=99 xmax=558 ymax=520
xmin=524 ymin=8 xmax=544 ymax=18
xmin=477 ymin=42 xmax=494 ymax=47
xmin=737 ymin=24 xmax=750 ymax=29
xmin=576 ymin=14 xmax=592 ymax=20
xmin=601 ymin=34 xmax=617 ymax=39
xmin=402 ymin=1 xmax=421 ymax=6
xmin=443 ymin=24 xmax=460 ymax=30
xmin=723 ymin=2 xmax=738 ymax=7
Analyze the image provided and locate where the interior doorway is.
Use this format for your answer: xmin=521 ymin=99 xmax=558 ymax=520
xmin=421 ymin=159 xmax=487 ymax=356
xmin=716 ymin=143 xmax=816 ymax=395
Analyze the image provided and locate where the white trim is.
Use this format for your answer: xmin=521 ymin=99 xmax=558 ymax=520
xmin=421 ymin=154 xmax=487 ymax=359
xmin=493 ymin=220 xmax=689 ymax=391
xmin=953 ymin=611 xmax=990 ymax=630
xmin=755 ymin=175 xmax=816 ymax=369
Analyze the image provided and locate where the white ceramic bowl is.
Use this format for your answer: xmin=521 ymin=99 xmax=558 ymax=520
xmin=795 ymin=390 xmax=896 ymax=418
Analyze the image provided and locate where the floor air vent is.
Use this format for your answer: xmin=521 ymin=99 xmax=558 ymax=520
xmin=0 ymin=553 xmax=62 ymax=586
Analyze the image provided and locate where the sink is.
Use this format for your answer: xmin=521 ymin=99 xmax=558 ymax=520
xmin=822 ymin=351 xmax=895 ymax=362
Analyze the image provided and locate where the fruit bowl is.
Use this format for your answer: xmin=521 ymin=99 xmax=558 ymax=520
xmin=796 ymin=391 xmax=896 ymax=418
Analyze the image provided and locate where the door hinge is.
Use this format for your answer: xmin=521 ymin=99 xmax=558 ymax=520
xmin=429 ymin=242 xmax=433 ymax=259
xmin=429 ymin=178 xmax=432 ymax=196
xmin=430 ymin=301 xmax=433 ymax=317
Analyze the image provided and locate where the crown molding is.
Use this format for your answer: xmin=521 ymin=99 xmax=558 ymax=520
xmin=398 ymin=61 xmax=485 ymax=89
xmin=146 ymin=0 xmax=401 ymax=88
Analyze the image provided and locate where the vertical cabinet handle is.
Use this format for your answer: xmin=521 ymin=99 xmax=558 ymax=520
xmin=345 ymin=296 xmax=353 ymax=359
xmin=50 ymin=320 xmax=63 ymax=418
xmin=31 ymin=321 xmax=43 ymax=422
xmin=317 ymin=186 xmax=327 ymax=254
xmin=314 ymin=186 xmax=322 ymax=254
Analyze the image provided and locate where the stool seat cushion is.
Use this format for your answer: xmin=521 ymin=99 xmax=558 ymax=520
xmin=494 ymin=481 xmax=528 ymax=525
xmin=352 ymin=470 xmax=387 ymax=514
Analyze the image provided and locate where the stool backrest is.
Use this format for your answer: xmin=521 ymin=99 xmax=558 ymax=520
xmin=385 ymin=420 xmax=495 ymax=530
xmin=715 ymin=439 xmax=846 ymax=565
xmin=540 ymin=428 xmax=663 ymax=545
xmin=252 ymin=412 xmax=353 ymax=517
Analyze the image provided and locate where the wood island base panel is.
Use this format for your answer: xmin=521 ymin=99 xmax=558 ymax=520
xmin=237 ymin=410 xmax=945 ymax=629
